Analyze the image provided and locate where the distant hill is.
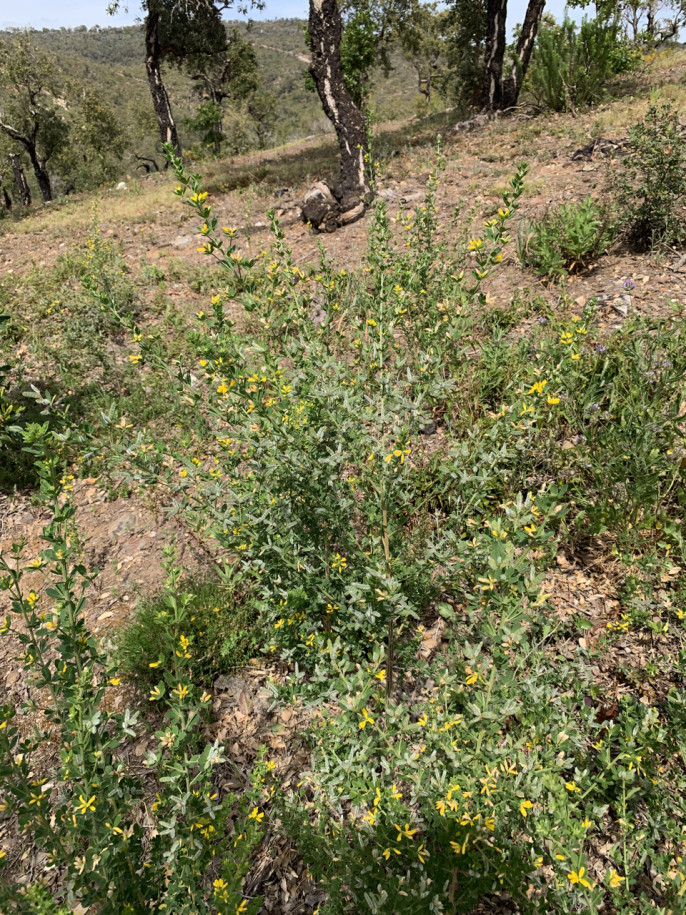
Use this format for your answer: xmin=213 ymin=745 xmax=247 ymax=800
xmin=1 ymin=19 xmax=420 ymax=175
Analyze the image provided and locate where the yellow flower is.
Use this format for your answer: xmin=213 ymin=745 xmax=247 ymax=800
xmin=608 ymin=869 xmax=625 ymax=888
xmin=395 ymin=823 xmax=418 ymax=841
xmin=547 ymin=396 xmax=560 ymax=405
xmin=560 ymin=333 xmax=574 ymax=345
xmin=236 ymin=902 xmax=248 ymax=915
xmin=568 ymin=866 xmax=592 ymax=888
xmin=520 ymin=800 xmax=533 ymax=817
xmin=451 ymin=835 xmax=469 ymax=855
xmin=149 ymin=660 xmax=162 ymax=668
xmin=248 ymin=806 xmax=264 ymax=822
xmin=359 ymin=707 xmax=375 ymax=730
xmin=565 ymin=781 xmax=580 ymax=793
xmin=465 ymin=666 xmax=478 ymax=686
xmin=391 ymin=784 xmax=402 ymax=800
xmin=331 ymin=553 xmax=347 ymax=573
xmin=149 ymin=685 xmax=163 ymax=701
xmin=129 ymin=354 xmax=142 ymax=364
xmin=572 ymin=353 xmax=581 ymax=361
xmin=173 ymin=683 xmax=189 ymax=700
xmin=524 ymin=524 xmax=536 ymax=536
xmin=108 ymin=678 xmax=121 ymax=686
xmin=374 ymin=669 xmax=386 ymax=682
xmin=76 ymin=795 xmax=96 ymax=815
xmin=468 ymin=238 xmax=483 ymax=251
xmin=417 ymin=843 xmax=429 ymax=863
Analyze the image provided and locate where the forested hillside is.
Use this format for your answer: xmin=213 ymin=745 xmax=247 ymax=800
xmin=0 ymin=18 xmax=417 ymax=193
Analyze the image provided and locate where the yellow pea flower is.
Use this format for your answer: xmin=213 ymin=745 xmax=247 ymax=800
xmin=520 ymin=800 xmax=533 ymax=817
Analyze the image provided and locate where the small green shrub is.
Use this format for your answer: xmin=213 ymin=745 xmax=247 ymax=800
xmin=615 ymin=104 xmax=686 ymax=250
xmin=0 ymin=323 xmax=28 ymax=491
xmin=117 ymin=575 xmax=260 ymax=693
xmin=0 ymin=427 xmax=265 ymax=914
xmin=518 ymin=196 xmax=615 ymax=280
xmin=0 ymin=318 xmax=58 ymax=492
xmin=527 ymin=17 xmax=631 ymax=113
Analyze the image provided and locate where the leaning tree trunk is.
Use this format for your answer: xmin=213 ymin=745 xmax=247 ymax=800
xmin=482 ymin=0 xmax=545 ymax=112
xmin=308 ymin=0 xmax=370 ymax=224
xmin=144 ymin=9 xmax=181 ymax=158
xmin=26 ymin=148 xmax=52 ymax=202
xmin=8 ymin=153 xmax=31 ymax=207
xmin=502 ymin=0 xmax=546 ymax=109
xmin=0 ymin=174 xmax=11 ymax=211
xmin=482 ymin=0 xmax=508 ymax=111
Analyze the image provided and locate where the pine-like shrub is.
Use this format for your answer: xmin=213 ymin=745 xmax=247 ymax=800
xmin=527 ymin=17 xmax=635 ymax=113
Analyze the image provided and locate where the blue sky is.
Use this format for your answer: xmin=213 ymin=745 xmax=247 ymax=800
xmin=2 ymin=1 xmax=583 ymax=32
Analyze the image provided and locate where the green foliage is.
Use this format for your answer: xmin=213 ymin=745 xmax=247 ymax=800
xmin=0 ymin=31 xmax=128 ymax=197
xmin=0 ymin=32 xmax=69 ymax=192
xmin=0 ymin=314 xmax=27 ymax=489
xmin=67 ymin=87 xmax=127 ymax=184
xmin=292 ymin=636 xmax=686 ymax=913
xmin=186 ymin=100 xmax=226 ymax=152
xmin=440 ymin=0 xmax=486 ymax=110
xmin=518 ymin=196 xmax=615 ymax=280
xmin=527 ymin=16 xmax=631 ymax=113
xmin=615 ymin=103 xmax=686 ymax=250
xmin=116 ymin=575 xmax=261 ymax=694
xmin=472 ymin=307 xmax=686 ymax=550
xmin=341 ymin=7 xmax=385 ymax=108
xmin=0 ymin=428 xmax=265 ymax=914
xmin=185 ymin=26 xmax=267 ymax=156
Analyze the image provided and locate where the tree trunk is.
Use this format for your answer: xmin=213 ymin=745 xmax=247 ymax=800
xmin=482 ymin=0 xmax=508 ymax=111
xmin=308 ymin=0 xmax=370 ymax=221
xmin=144 ymin=8 xmax=181 ymax=157
xmin=502 ymin=0 xmax=546 ymax=109
xmin=0 ymin=178 xmax=10 ymax=211
xmin=26 ymin=147 xmax=52 ymax=202
xmin=8 ymin=153 xmax=31 ymax=207
xmin=482 ymin=0 xmax=546 ymax=112
xmin=646 ymin=2 xmax=656 ymax=37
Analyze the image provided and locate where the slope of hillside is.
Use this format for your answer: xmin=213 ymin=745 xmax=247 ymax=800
xmin=1 ymin=43 xmax=686 ymax=915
